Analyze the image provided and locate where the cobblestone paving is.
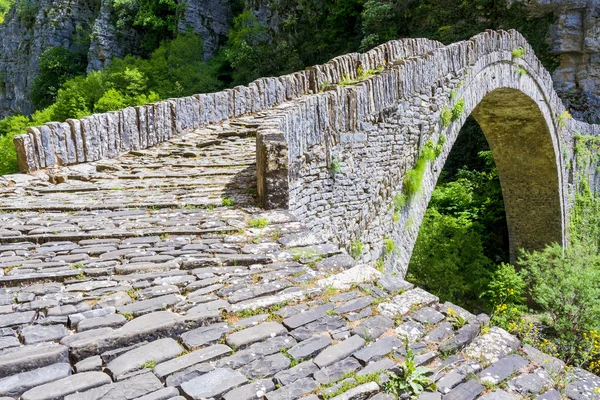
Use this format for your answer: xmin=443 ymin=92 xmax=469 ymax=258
xmin=0 ymin=124 xmax=598 ymax=400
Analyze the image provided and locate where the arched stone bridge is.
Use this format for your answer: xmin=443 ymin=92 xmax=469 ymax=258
xmin=11 ymin=29 xmax=600 ymax=273
xmin=1 ymin=30 xmax=599 ymax=400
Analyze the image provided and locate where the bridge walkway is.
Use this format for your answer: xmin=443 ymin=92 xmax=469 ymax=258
xmin=0 ymin=120 xmax=597 ymax=400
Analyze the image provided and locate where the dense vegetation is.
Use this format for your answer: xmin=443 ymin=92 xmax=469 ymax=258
xmin=0 ymin=0 xmax=557 ymax=175
xmin=408 ymin=120 xmax=600 ymax=374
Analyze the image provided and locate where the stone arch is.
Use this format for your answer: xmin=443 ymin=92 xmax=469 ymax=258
xmin=396 ymin=69 xmax=568 ymax=273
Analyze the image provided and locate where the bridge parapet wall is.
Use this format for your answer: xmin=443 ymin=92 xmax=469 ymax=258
xmin=13 ymin=38 xmax=441 ymax=174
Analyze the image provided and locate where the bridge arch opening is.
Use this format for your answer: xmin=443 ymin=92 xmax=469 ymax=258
xmin=406 ymin=87 xmax=565 ymax=308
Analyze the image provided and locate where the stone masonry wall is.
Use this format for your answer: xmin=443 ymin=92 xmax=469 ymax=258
xmin=256 ymin=29 xmax=600 ymax=275
xmin=13 ymin=38 xmax=441 ymax=174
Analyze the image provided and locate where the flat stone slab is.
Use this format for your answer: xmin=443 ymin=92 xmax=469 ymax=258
xmin=465 ymin=327 xmax=521 ymax=365
xmin=106 ymin=338 xmax=184 ymax=380
xmin=313 ymin=356 xmax=362 ymax=385
xmin=226 ymin=321 xmax=287 ymax=348
xmin=21 ymin=372 xmax=112 ymax=400
xmin=314 ymin=335 xmax=365 ymax=368
xmin=238 ymin=353 xmax=290 ymax=380
xmin=21 ymin=324 xmax=69 ymax=344
xmin=480 ymin=354 xmax=529 ymax=385
xmin=0 ymin=343 xmax=69 ymax=376
xmin=223 ymin=379 xmax=275 ymax=400
xmin=0 ymin=311 xmax=35 ymax=328
xmin=180 ymin=323 xmax=231 ymax=349
xmin=274 ymin=361 xmax=319 ymax=386
xmin=287 ymin=335 xmax=332 ymax=361
xmin=353 ymin=315 xmax=394 ymax=340
xmin=180 ymin=368 xmax=248 ymax=399
xmin=353 ymin=335 xmax=403 ymax=364
xmin=265 ymin=377 xmax=318 ymax=400
xmin=0 ymin=363 xmax=72 ymax=398
xmin=116 ymin=294 xmax=180 ymax=316
xmin=64 ymin=370 xmax=163 ymax=400
xmin=377 ymin=288 xmax=438 ymax=318
xmin=154 ymin=344 xmax=232 ymax=378
xmin=283 ymin=303 xmax=334 ymax=329
xmin=443 ymin=379 xmax=484 ymax=400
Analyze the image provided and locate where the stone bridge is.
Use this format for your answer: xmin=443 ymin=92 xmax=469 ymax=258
xmin=1 ymin=30 xmax=599 ymax=400
xmin=12 ymin=30 xmax=600 ymax=273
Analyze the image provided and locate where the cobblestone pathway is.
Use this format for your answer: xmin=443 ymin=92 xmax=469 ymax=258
xmin=0 ymin=123 xmax=598 ymax=400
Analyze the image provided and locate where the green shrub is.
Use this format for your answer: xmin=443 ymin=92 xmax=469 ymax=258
xmin=351 ymin=240 xmax=364 ymax=259
xmin=393 ymin=192 xmax=407 ymax=211
xmin=520 ymin=243 xmax=600 ymax=365
xmin=440 ymin=106 xmax=452 ymax=128
xmin=383 ymin=238 xmax=394 ymax=255
xmin=31 ymin=46 xmax=86 ymax=109
xmin=512 ymin=47 xmax=525 ymax=58
xmin=384 ymin=342 xmax=435 ymax=396
xmin=249 ymin=217 xmax=269 ymax=228
xmin=330 ymin=158 xmax=342 ymax=176
xmin=451 ymin=98 xmax=465 ymax=121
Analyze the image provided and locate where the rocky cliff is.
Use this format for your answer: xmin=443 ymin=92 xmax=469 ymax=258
xmin=530 ymin=0 xmax=600 ymax=122
xmin=0 ymin=0 xmax=232 ymax=118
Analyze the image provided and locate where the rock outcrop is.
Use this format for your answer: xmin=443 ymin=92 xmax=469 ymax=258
xmin=0 ymin=0 xmax=233 ymax=118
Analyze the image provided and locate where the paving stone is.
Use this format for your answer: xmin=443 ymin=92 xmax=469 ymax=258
xmin=479 ymin=355 xmax=529 ymax=385
xmin=438 ymin=323 xmax=480 ymax=354
xmin=137 ymin=285 xmax=180 ymax=300
xmin=95 ymin=291 xmax=133 ymax=308
xmin=411 ymin=307 xmax=445 ymax=325
xmin=231 ymin=314 xmax=269 ymax=329
xmin=353 ymin=336 xmax=403 ymax=364
xmin=477 ymin=390 xmax=519 ymax=399
xmin=316 ymin=254 xmax=355 ymax=271
xmin=64 ymin=370 xmax=164 ymax=400
xmin=75 ymin=356 xmax=103 ymax=372
xmin=334 ymin=296 xmax=373 ymax=314
xmin=180 ymin=368 xmax=248 ymax=399
xmin=217 ymin=335 xmax=297 ymax=369
xmin=134 ymin=387 xmax=180 ymax=400
xmin=274 ymin=361 xmax=319 ymax=386
xmin=377 ymin=288 xmax=438 ymax=318
xmin=287 ymin=335 xmax=332 ymax=361
xmin=60 ymin=327 xmax=115 ymax=347
xmin=68 ymin=308 xmax=115 ymax=328
xmin=180 ymin=322 xmax=231 ymax=349
xmin=106 ymin=337 xmax=184 ymax=380
xmin=238 ymin=352 xmax=291 ymax=379
xmin=21 ymin=372 xmax=112 ymax=400
xmin=357 ymin=358 xmax=397 ymax=376
xmin=436 ymin=369 xmax=467 ymax=394
xmin=0 ymin=343 xmax=69 ymax=376
xmin=165 ymin=363 xmax=216 ymax=388
xmin=0 ymin=363 xmax=71 ymax=398
xmin=77 ymin=313 xmax=127 ymax=332
xmin=0 ymin=336 xmax=19 ymax=351
xmin=283 ymin=303 xmax=334 ymax=329
xmin=395 ymin=320 xmax=426 ymax=343
xmin=265 ymin=377 xmax=318 ymax=400
xmin=442 ymin=379 xmax=484 ymax=400
xmin=313 ymin=356 xmax=362 ymax=385
xmin=377 ymin=276 xmax=414 ymax=293
xmin=534 ymin=389 xmax=561 ymax=400
xmin=329 ymin=382 xmax=379 ymax=400
xmin=0 ymin=311 xmax=35 ymax=328
xmin=313 ymin=335 xmax=365 ymax=368
xmin=226 ymin=321 xmax=287 ymax=348
xmin=465 ymin=327 xmax=521 ymax=365
xmin=228 ymin=280 xmax=292 ymax=303
xmin=291 ymin=315 xmax=347 ymax=341
xmin=353 ymin=315 xmax=394 ymax=340
xmin=418 ymin=392 xmax=442 ymax=400
xmin=154 ymin=344 xmax=232 ymax=378
xmin=116 ymin=294 xmax=180 ymax=316
xmin=223 ymin=379 xmax=276 ymax=400
xmin=521 ymin=344 xmax=565 ymax=375
xmin=507 ymin=368 xmax=552 ymax=395
xmin=564 ymin=367 xmax=600 ymax=400
xmin=423 ymin=322 xmax=453 ymax=343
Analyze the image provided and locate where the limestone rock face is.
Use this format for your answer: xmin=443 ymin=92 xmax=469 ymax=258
xmin=0 ymin=0 xmax=233 ymax=118
xmin=529 ymin=0 xmax=600 ymax=122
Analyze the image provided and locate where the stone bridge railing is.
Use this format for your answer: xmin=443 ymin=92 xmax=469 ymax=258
xmin=13 ymin=38 xmax=441 ymax=173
